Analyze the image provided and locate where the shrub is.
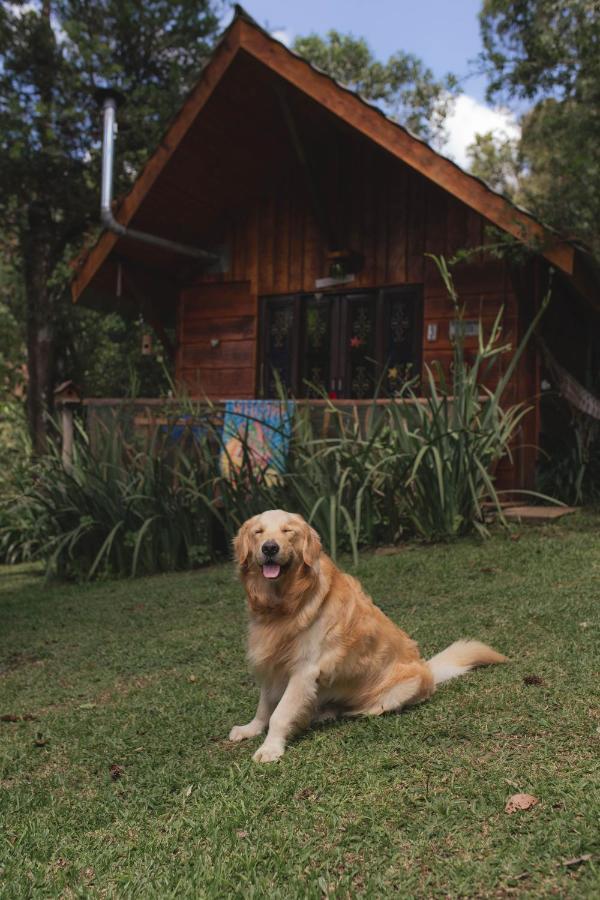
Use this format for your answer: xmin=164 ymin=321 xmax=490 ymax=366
xmin=2 ymin=419 xmax=216 ymax=579
xmin=2 ymin=255 xmax=551 ymax=577
xmin=373 ymin=256 xmax=550 ymax=539
xmin=0 ymin=401 xmax=45 ymax=564
xmin=537 ymin=409 xmax=600 ymax=505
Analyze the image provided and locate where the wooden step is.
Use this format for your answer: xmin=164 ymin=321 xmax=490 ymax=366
xmin=502 ymin=505 xmax=578 ymax=523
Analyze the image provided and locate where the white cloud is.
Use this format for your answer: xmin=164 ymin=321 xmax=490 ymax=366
xmin=270 ymin=28 xmax=293 ymax=48
xmin=443 ymin=94 xmax=520 ymax=170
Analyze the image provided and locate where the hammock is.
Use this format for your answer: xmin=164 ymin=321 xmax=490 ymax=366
xmin=540 ymin=339 xmax=600 ymax=420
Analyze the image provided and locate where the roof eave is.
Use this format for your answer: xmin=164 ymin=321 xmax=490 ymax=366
xmin=73 ymin=5 xmax=593 ymax=308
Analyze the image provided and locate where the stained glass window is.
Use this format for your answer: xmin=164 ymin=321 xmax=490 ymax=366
xmin=263 ymin=296 xmax=296 ymax=396
xmin=301 ymin=295 xmax=333 ymax=397
xmin=383 ymin=289 xmax=421 ymax=395
xmin=261 ymin=288 xmax=422 ymax=399
xmin=346 ymin=295 xmax=377 ymax=398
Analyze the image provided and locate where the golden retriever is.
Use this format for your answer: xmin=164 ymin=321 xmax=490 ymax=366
xmin=229 ymin=509 xmax=506 ymax=763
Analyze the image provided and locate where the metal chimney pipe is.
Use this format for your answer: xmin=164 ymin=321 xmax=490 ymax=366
xmin=96 ymin=88 xmax=219 ymax=265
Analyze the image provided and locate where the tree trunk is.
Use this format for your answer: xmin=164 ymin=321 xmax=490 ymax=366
xmin=22 ymin=204 xmax=55 ymax=455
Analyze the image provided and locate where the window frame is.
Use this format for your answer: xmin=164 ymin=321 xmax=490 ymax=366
xmin=259 ymin=284 xmax=423 ymax=399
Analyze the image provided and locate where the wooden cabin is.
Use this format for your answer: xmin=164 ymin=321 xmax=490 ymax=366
xmin=71 ymin=6 xmax=600 ymax=489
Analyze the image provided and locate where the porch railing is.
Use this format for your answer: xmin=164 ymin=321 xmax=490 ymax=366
xmin=82 ymin=395 xmax=436 ymax=451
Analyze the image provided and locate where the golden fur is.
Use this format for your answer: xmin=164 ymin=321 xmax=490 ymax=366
xmin=229 ymin=509 xmax=507 ymax=762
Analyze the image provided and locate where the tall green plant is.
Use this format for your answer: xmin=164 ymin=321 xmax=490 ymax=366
xmin=380 ymin=255 xmax=551 ymax=538
xmin=3 ymin=416 xmax=216 ymax=579
xmin=2 ymin=258 xmax=553 ymax=576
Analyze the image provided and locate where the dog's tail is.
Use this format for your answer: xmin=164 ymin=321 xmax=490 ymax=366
xmin=427 ymin=639 xmax=507 ymax=686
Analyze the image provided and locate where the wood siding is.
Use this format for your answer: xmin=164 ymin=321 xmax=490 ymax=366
xmin=178 ymin=128 xmax=520 ymax=392
xmin=178 ymin=281 xmax=256 ymax=398
xmin=177 ymin=126 xmax=534 ymax=485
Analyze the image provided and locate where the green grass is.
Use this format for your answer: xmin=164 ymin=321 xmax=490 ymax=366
xmin=1 ymin=515 xmax=599 ymax=898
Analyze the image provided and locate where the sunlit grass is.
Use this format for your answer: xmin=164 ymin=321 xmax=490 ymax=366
xmin=1 ymin=514 xmax=599 ymax=897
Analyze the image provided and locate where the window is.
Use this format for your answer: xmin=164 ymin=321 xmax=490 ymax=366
xmin=260 ymin=287 xmax=422 ymax=398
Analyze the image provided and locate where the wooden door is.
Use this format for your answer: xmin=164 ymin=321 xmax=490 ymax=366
xmin=177 ymin=281 xmax=257 ymax=398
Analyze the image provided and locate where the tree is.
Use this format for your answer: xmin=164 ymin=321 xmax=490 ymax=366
xmin=292 ymin=31 xmax=458 ymax=146
xmin=0 ymin=0 xmax=221 ymax=452
xmin=475 ymin=0 xmax=600 ymax=256
xmin=0 ymin=246 xmax=26 ymax=398
xmin=467 ymin=131 xmax=523 ymax=198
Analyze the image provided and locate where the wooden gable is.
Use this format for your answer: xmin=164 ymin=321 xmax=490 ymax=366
xmin=71 ymin=5 xmax=597 ymax=312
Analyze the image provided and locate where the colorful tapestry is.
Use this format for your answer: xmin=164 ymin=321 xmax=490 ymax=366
xmin=219 ymin=400 xmax=295 ymax=484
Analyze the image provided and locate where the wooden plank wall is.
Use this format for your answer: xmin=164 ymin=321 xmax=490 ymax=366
xmin=178 ymin=281 xmax=256 ymax=397
xmin=177 ymin=127 xmax=533 ymax=484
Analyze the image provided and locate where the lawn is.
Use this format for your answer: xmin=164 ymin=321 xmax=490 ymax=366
xmin=1 ymin=515 xmax=599 ymax=898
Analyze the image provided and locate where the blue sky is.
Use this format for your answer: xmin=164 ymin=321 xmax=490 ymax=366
xmin=225 ymin=1 xmax=520 ymax=167
xmin=232 ymin=0 xmax=488 ymax=101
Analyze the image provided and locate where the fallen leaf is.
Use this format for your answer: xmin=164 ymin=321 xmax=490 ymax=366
xmin=1 ymin=714 xmax=20 ymax=723
xmin=183 ymin=784 xmax=193 ymax=798
xmin=109 ymin=764 xmax=124 ymax=781
xmin=187 ymin=675 xmax=197 ymax=683
xmin=505 ymin=793 xmax=538 ymax=814
xmin=33 ymin=732 xmax=48 ymax=747
xmin=295 ymin=787 xmax=318 ymax=801
xmin=561 ymin=854 xmax=592 ymax=868
xmin=523 ymin=675 xmax=545 ymax=686
xmin=510 ymin=532 xmax=522 ymax=542
xmin=236 ymin=829 xmax=249 ymax=839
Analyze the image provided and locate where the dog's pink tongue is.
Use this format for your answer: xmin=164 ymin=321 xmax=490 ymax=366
xmin=262 ymin=562 xmax=281 ymax=579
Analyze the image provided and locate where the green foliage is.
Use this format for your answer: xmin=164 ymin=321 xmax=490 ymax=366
xmin=467 ymin=131 xmax=523 ymax=198
xmin=282 ymin=256 xmax=550 ymax=547
xmin=476 ymin=0 xmax=600 ymax=257
xmin=537 ymin=410 xmax=600 ymax=506
xmin=2 ymin=420 xmax=216 ymax=580
xmin=0 ymin=253 xmax=25 ymax=395
xmin=479 ymin=0 xmax=598 ymax=101
xmin=62 ymin=308 xmax=173 ymax=398
xmin=0 ymin=0 xmax=221 ymax=445
xmin=2 ymin=257 xmax=549 ymax=576
xmin=292 ymin=30 xmax=459 ymax=145
xmin=0 ymin=402 xmax=43 ymax=565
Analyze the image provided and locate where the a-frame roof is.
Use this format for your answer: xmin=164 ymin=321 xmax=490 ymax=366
xmin=71 ymin=5 xmax=596 ymax=306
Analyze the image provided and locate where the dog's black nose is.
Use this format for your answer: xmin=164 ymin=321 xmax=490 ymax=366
xmin=262 ymin=540 xmax=279 ymax=557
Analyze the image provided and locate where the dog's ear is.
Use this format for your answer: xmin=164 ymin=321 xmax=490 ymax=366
xmin=233 ymin=518 xmax=254 ymax=568
xmin=302 ymin=523 xmax=322 ymax=568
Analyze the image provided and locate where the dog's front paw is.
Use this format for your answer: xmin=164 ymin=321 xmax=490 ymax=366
xmin=252 ymin=740 xmax=284 ymax=763
xmin=228 ymin=721 xmax=263 ymax=742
